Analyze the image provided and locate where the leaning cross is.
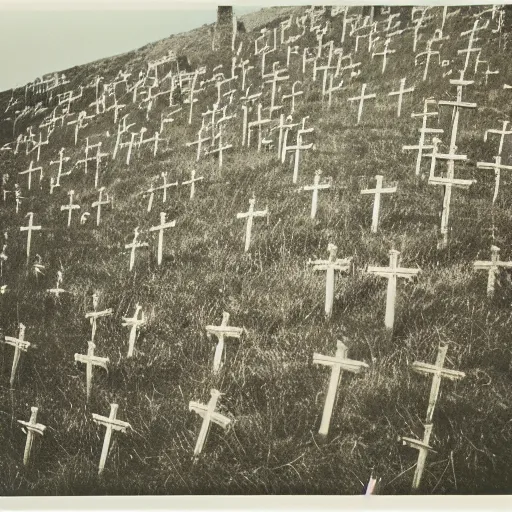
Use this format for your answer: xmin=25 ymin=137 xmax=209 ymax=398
xmin=149 ymin=213 xmax=176 ymax=266
xmin=189 ymin=389 xmax=231 ymax=456
xmin=182 ymin=169 xmax=204 ymax=200
xmin=388 ymin=77 xmax=415 ymax=117
xmin=17 ymin=407 xmax=46 ymax=466
xmin=85 ymin=292 xmax=113 ymax=343
xmin=473 ymin=245 xmax=512 ymax=297
xmin=367 ymin=249 xmax=421 ymax=330
xmin=308 ymin=243 xmax=352 ymax=318
xmin=4 ymin=323 xmax=30 ymax=387
xmin=60 ymin=190 xmax=80 ymax=227
xmin=92 ymin=404 xmax=131 ymax=475
xmin=402 ymin=423 xmax=436 ymax=491
xmin=20 ymin=212 xmax=41 ymax=265
xmin=74 ymin=341 xmax=109 ymax=401
xmin=122 ymin=304 xmax=146 ymax=357
xmin=302 ymin=170 xmax=331 ymax=219
xmin=347 ymin=83 xmax=376 ymax=124
xmin=412 ymin=343 xmax=465 ymax=424
xmin=360 ymin=175 xmax=397 ymax=233
xmin=205 ymin=312 xmax=243 ymax=374
xmin=236 ymin=196 xmax=269 ymax=252
xmin=125 ymin=227 xmax=149 ymax=271
xmin=313 ymin=337 xmax=368 ymax=437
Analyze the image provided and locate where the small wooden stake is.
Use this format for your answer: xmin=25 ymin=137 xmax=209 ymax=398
xmin=205 ymin=312 xmax=243 ymax=373
xmin=189 ymin=389 xmax=231 ymax=456
xmin=17 ymin=407 xmax=46 ymax=466
xmin=92 ymin=404 xmax=131 ymax=475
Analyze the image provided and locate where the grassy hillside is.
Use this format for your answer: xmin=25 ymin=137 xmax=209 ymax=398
xmin=0 ymin=5 xmax=511 ymax=495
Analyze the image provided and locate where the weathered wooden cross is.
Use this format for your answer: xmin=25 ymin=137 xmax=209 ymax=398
xmin=282 ymin=117 xmax=315 ymax=184
xmin=60 ymin=190 xmax=80 ymax=227
xmin=302 ymin=170 xmax=331 ymax=219
xmin=388 ymin=77 xmax=415 ymax=117
xmin=122 ymin=304 xmax=146 ymax=357
xmin=91 ymin=187 xmax=111 ymax=227
xmin=125 ymin=227 xmax=149 ymax=271
xmin=74 ymin=341 xmax=109 ymax=401
xmin=19 ymin=160 xmax=43 ymax=191
xmin=4 ymin=323 xmax=30 ymax=387
xmin=182 ymin=169 xmax=204 ymax=200
xmin=367 ymin=249 xmax=421 ymax=329
xmin=360 ymin=175 xmax=397 ymax=233
xmin=186 ymin=128 xmax=211 ymax=162
xmin=47 ymin=270 xmax=67 ymax=298
xmin=313 ymin=337 xmax=368 ymax=437
xmin=92 ymin=404 xmax=131 ymax=475
xmin=476 ymin=156 xmax=512 ymax=203
xmin=473 ymin=245 xmax=512 ymax=297
xmin=415 ymin=39 xmax=440 ymax=82
xmin=189 ymin=389 xmax=231 ymax=456
xmin=236 ymin=196 xmax=269 ymax=252
xmin=205 ymin=312 xmax=243 ymax=374
xmin=308 ymin=243 xmax=352 ymax=318
xmin=372 ymin=38 xmax=395 ymax=73
xmin=85 ymin=292 xmax=113 ymax=343
xmin=282 ymin=80 xmax=303 ymax=114
xmin=17 ymin=407 xmax=46 ymax=466
xmin=20 ymin=212 xmax=41 ymax=265
xmin=347 ymin=83 xmax=376 ymax=124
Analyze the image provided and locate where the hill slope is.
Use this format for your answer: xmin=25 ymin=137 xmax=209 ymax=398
xmin=0 ymin=5 xmax=511 ymax=495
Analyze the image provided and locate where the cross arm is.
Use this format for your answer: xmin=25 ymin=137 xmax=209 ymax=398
xmin=428 ymin=176 xmax=475 ymax=188
xmin=92 ymin=414 xmax=131 ymax=432
xmin=313 ymin=353 xmax=369 ymax=374
xmin=85 ymin=309 xmax=113 ymax=319
xmin=4 ymin=337 xmax=31 ymax=351
xmin=206 ymin=326 xmax=243 ymax=338
xmin=402 ymin=436 xmax=436 ymax=452
xmin=18 ymin=420 xmax=46 ymax=435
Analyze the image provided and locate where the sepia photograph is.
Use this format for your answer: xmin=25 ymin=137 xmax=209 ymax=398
xmin=0 ymin=0 xmax=511 ymax=501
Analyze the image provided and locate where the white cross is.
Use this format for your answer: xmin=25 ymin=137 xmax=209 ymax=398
xmin=92 ymin=404 xmax=131 ymax=475
xmin=206 ymin=312 xmax=243 ymax=374
xmin=402 ymin=423 xmax=436 ymax=491
xmin=248 ymin=103 xmax=272 ymax=152
xmin=388 ymin=77 xmax=415 ymax=117
xmin=74 ymin=341 xmax=109 ymax=401
xmin=302 ymin=170 xmax=331 ymax=219
xmin=125 ymin=227 xmax=149 ymax=271
xmin=186 ymin=128 xmax=211 ymax=162
xmin=313 ymin=338 xmax=368 ymax=436
xmin=92 ymin=143 xmax=109 ymax=189
xmin=347 ymin=83 xmax=376 ymax=124
xmin=182 ymin=169 xmax=204 ymax=200
xmin=20 ymin=212 xmax=41 ymax=265
xmin=17 ymin=407 xmax=46 ymax=466
xmin=458 ymin=19 xmax=488 ymax=72
xmin=76 ymin=138 xmax=98 ymax=176
xmin=372 ymin=38 xmax=396 ymax=73
xmin=154 ymin=171 xmax=178 ymax=204
xmin=60 ymin=190 xmax=80 ymax=227
xmin=122 ymin=304 xmax=146 ymax=357
xmin=4 ymin=323 xmax=30 ymax=387
xmin=91 ymin=187 xmax=111 ymax=227
xmin=308 ymin=243 xmax=352 ymax=318
xmin=282 ymin=117 xmax=314 ymax=184
xmin=323 ymin=74 xmax=343 ymax=109
xmin=19 ymin=160 xmax=43 ymax=191
xmin=189 ymin=389 xmax=231 ymax=456
xmin=360 ymin=175 xmax=397 ymax=233
xmin=282 ymin=80 xmax=303 ymax=113
xmin=207 ymin=125 xmax=232 ymax=169
xmin=272 ymin=114 xmax=299 ymax=160
xmin=474 ymin=245 xmax=512 ymax=297
xmin=476 ymin=156 xmax=512 ymax=203
xmin=367 ymin=249 xmax=421 ymax=329
xmin=412 ymin=343 xmax=465 ymax=424
xmin=47 ymin=270 xmax=67 ymax=298
xmin=236 ymin=196 xmax=269 ymax=252
xmin=415 ymin=40 xmax=440 ymax=82
xmin=85 ymin=292 xmax=113 ymax=343
xmin=484 ymin=120 xmax=512 ymax=156
xmin=149 ymin=212 xmax=176 ymax=266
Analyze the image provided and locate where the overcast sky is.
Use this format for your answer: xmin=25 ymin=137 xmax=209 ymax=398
xmin=0 ymin=4 xmax=262 ymax=91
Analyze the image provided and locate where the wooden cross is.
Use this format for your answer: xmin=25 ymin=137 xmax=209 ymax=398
xmin=92 ymin=404 xmax=131 ymax=475
xmin=47 ymin=270 xmax=67 ymax=298
xmin=367 ymin=249 xmax=421 ymax=329
xmin=60 ymin=190 xmax=80 ymax=227
xmin=308 ymin=243 xmax=352 ymax=318
xmin=49 ymin=147 xmax=72 ymax=186
xmin=207 ymin=125 xmax=232 ymax=169
xmin=372 ymin=38 xmax=395 ymax=73
xmin=323 ymin=74 xmax=343 ymax=109
xmin=122 ymin=304 xmax=146 ymax=357
xmin=155 ymin=171 xmax=178 ymax=204
xmin=403 ymin=99 xmax=444 ymax=176
xmin=282 ymin=80 xmax=303 ymax=114
xmin=476 ymin=156 xmax=512 ymax=203
xmin=313 ymin=338 xmax=368 ymax=436
xmin=458 ymin=19 xmax=487 ymax=72
xmin=205 ymin=312 xmax=243 ymax=374
xmin=264 ymin=68 xmax=289 ymax=117
xmin=302 ymin=170 xmax=331 ymax=219
xmin=182 ymin=169 xmax=204 ymax=200
xmin=92 ymin=143 xmax=109 ymax=189
xmin=236 ymin=196 xmax=268 ymax=252
xmin=125 ymin=227 xmax=149 ymax=271
xmin=142 ymin=181 xmax=157 ymax=213
xmin=402 ymin=423 xmax=436 ymax=491
xmin=388 ymin=77 xmax=414 ymax=117
xmin=113 ymin=114 xmax=136 ymax=160
xmin=85 ymin=292 xmax=113 ymax=343
xmin=19 ymin=160 xmax=43 ymax=191
xmin=415 ymin=40 xmax=440 ymax=82
xmin=4 ymin=323 xmax=30 ymax=387
xmin=474 ymin=245 xmax=512 ymax=297
xmin=248 ymin=103 xmax=272 ymax=152
xmin=186 ymin=128 xmax=210 ymax=162
xmin=74 ymin=341 xmax=109 ymax=401
xmin=119 ymin=132 xmax=137 ymax=166
xmin=189 ymin=389 xmax=231 ymax=456
xmin=412 ymin=343 xmax=465 ymax=423
xmin=76 ymin=138 xmax=98 ymax=175
xmin=17 ymin=407 xmax=46 ymax=465
xmin=360 ymin=175 xmax=397 ymax=233
xmin=91 ymin=187 xmax=111 ymax=227
xmin=188 ymin=71 xmax=204 ymax=125
xmin=347 ymin=83 xmax=376 ymax=124
xmin=282 ymin=117 xmax=315 ymax=184
xmin=484 ymin=120 xmax=512 ymax=156
xmin=20 ymin=212 xmax=41 ymax=265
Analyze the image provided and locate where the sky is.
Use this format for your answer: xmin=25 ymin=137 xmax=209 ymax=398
xmin=0 ymin=3 xmax=263 ymax=91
